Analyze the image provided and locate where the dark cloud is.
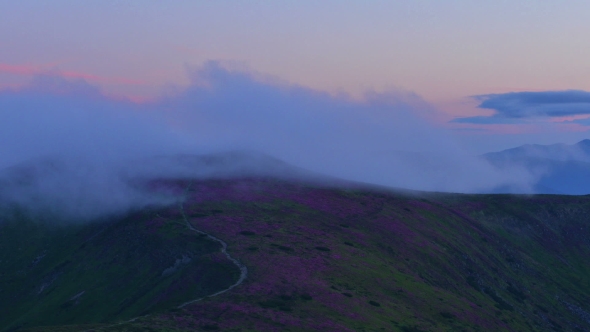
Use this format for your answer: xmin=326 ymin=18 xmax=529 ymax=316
xmin=452 ymin=90 xmax=590 ymax=124
xmin=0 ymin=62 xmax=535 ymax=221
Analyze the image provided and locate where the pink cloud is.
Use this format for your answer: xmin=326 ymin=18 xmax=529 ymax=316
xmin=0 ymin=63 xmax=50 ymax=75
xmin=0 ymin=62 xmax=146 ymax=86
xmin=0 ymin=83 xmax=22 ymax=90
xmin=58 ymin=70 xmax=145 ymax=85
xmin=548 ymin=114 xmax=590 ymax=123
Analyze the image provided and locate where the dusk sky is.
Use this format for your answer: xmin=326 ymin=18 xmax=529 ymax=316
xmin=2 ymin=1 xmax=590 ymax=154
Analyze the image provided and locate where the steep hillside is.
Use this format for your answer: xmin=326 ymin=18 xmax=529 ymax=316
xmin=0 ymin=207 xmax=241 ymax=331
xmin=4 ymin=178 xmax=590 ymax=331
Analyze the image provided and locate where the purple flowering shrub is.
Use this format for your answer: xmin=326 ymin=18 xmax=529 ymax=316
xmin=122 ymin=179 xmax=590 ymax=332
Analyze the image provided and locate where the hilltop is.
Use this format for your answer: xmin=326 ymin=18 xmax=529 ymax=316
xmin=2 ymin=178 xmax=590 ymax=331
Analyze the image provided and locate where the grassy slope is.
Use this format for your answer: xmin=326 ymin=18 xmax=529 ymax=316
xmin=6 ymin=178 xmax=590 ymax=331
xmin=0 ymin=208 xmax=240 ymax=331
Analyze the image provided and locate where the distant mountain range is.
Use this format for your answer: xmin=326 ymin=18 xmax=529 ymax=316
xmin=483 ymin=139 xmax=590 ymax=195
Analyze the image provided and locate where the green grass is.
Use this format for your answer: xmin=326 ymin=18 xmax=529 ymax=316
xmin=4 ymin=179 xmax=590 ymax=331
xmin=0 ymin=210 xmax=240 ymax=331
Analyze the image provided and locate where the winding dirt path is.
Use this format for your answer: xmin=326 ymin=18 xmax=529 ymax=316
xmin=84 ymin=181 xmax=247 ymax=331
xmin=176 ymin=181 xmax=248 ymax=308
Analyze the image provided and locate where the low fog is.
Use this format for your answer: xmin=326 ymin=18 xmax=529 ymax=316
xmin=0 ymin=62 xmax=534 ymax=221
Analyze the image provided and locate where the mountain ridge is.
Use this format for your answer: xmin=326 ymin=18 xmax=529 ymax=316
xmin=3 ymin=177 xmax=590 ymax=331
xmin=483 ymin=139 xmax=590 ymax=195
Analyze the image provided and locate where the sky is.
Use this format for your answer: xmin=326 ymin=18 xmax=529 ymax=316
xmin=0 ymin=0 xmax=590 ymax=213
xmin=3 ymin=1 xmax=590 ymax=218
xmin=0 ymin=62 xmax=538 ymax=221
xmin=2 ymin=1 xmax=590 ymax=153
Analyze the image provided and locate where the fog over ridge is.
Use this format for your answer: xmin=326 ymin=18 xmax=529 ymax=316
xmin=0 ymin=61 xmax=535 ymax=221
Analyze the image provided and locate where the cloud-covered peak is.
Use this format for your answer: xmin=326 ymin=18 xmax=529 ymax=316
xmin=0 ymin=62 xmax=537 ymax=221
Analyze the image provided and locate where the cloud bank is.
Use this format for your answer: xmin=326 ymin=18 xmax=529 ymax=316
xmin=453 ymin=90 xmax=590 ymax=124
xmin=0 ymin=61 xmax=534 ymax=221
